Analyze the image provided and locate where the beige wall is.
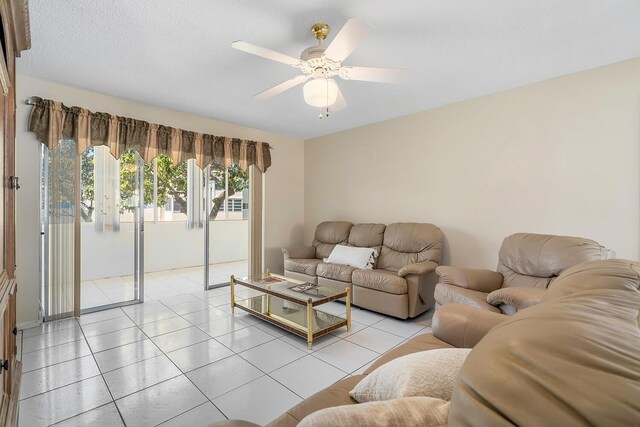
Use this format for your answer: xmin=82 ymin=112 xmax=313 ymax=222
xmin=305 ymin=58 xmax=640 ymax=268
xmin=17 ymin=57 xmax=640 ymax=324
xmin=16 ymin=74 xmax=305 ymax=325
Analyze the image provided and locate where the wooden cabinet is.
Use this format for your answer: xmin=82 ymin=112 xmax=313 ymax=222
xmin=0 ymin=1 xmax=29 ymax=426
xmin=0 ymin=274 xmax=18 ymax=426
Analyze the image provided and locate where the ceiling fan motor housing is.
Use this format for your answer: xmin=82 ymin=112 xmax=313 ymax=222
xmin=300 ymin=45 xmax=326 ymax=61
xmin=299 ymin=45 xmax=341 ymax=78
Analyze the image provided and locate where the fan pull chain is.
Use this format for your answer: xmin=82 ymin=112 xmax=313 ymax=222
xmin=318 ymin=78 xmax=330 ymax=119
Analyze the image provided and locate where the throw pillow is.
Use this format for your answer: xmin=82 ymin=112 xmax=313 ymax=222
xmin=325 ymin=245 xmax=378 ymax=270
xmin=365 ymin=248 xmax=379 ymax=269
xmin=350 ymin=348 xmax=471 ymax=402
xmin=298 ymin=396 xmax=449 ymax=427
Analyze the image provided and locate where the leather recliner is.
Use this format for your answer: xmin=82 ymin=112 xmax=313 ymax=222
xmin=434 ymin=233 xmax=613 ymax=314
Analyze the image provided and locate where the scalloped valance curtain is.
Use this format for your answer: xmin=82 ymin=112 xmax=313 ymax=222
xmin=27 ymin=97 xmax=272 ymax=172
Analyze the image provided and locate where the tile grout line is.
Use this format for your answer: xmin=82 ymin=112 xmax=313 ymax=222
xmin=20 ymin=337 xmax=86 ymax=356
xmin=19 ymin=311 xmax=408 ymax=402
xmin=18 ymin=373 xmax=106 ymax=403
xmin=19 ymin=318 xmax=79 ymax=338
xmin=77 ymin=311 xmax=129 ymax=427
xmin=127 ymin=300 xmax=311 ymax=421
xmin=19 ymin=319 xmax=129 ymax=420
xmin=27 ymin=303 xmax=235 ymax=374
xmin=156 ymin=401 xmax=213 ymax=427
xmin=20 ymin=280 xmax=433 ymax=426
xmin=120 ymin=302 xmax=234 ymax=425
xmin=50 ymin=401 xmax=118 ymax=426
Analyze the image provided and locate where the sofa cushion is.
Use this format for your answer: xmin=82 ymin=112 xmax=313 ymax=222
xmin=317 ymin=262 xmax=356 ymax=283
xmin=434 ymin=283 xmax=501 ymax=313
xmin=351 ymin=348 xmax=471 ymax=403
xmin=284 ymin=259 xmax=322 ymax=276
xmin=365 ymin=333 xmax=453 ymax=375
xmin=377 ymin=223 xmax=443 ymax=272
xmin=268 ymin=375 xmax=363 ymax=427
xmin=312 ymin=221 xmax=353 ymax=259
xmin=348 ymin=223 xmax=386 ymax=266
xmin=352 ymin=269 xmax=407 ymax=295
xmin=298 ymin=397 xmax=449 ymax=427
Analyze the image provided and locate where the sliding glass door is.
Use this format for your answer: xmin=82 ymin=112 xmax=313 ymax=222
xmin=142 ymin=157 xmax=205 ymax=298
xmin=79 ymin=146 xmax=144 ymax=312
xmin=204 ymin=164 xmax=250 ymax=289
xmin=40 ymin=145 xmax=256 ymax=318
xmin=40 ymin=141 xmax=77 ymax=321
xmin=40 ymin=144 xmax=144 ymax=319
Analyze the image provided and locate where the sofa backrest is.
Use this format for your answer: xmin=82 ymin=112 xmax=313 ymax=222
xmin=376 ymin=223 xmax=443 ymax=272
xmin=312 ymin=221 xmax=353 ymax=259
xmin=497 ymin=233 xmax=612 ymax=289
xmin=450 ymin=259 xmax=640 ymax=426
xmin=348 ymin=223 xmax=386 ymax=253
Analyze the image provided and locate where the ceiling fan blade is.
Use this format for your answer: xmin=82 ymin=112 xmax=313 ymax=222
xmin=324 ymin=18 xmax=373 ymax=62
xmin=231 ymin=41 xmax=300 ymax=66
xmin=331 ymin=86 xmax=347 ymax=111
xmin=254 ymin=75 xmax=309 ymax=100
xmin=340 ymin=66 xmax=408 ymax=84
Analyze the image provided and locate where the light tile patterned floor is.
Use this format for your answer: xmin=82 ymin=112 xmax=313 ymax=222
xmin=18 ymin=284 xmax=433 ymax=426
xmin=82 ymin=261 xmax=248 ymax=309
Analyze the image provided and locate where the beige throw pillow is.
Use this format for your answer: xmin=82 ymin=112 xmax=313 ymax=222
xmin=350 ymin=348 xmax=471 ymax=403
xmin=298 ymin=396 xmax=450 ymax=427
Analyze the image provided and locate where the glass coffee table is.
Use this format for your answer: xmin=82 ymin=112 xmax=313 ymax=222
xmin=230 ymin=270 xmax=351 ymax=349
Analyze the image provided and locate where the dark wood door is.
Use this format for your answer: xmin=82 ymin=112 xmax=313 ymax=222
xmin=0 ymin=1 xmax=29 ymax=425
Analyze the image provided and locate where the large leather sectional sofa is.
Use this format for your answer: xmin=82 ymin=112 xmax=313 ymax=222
xmin=216 ymin=259 xmax=640 ymax=426
xmin=282 ymin=221 xmax=443 ymax=319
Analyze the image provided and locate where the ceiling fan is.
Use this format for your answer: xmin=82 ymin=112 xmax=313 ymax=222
xmin=231 ymin=18 xmax=407 ymax=117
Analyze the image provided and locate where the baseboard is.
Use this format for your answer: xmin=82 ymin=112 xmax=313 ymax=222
xmin=17 ymin=320 xmax=40 ymax=330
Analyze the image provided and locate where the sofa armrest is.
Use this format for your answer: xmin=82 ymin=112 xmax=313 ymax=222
xmin=487 ymin=287 xmax=546 ymax=310
xmin=433 ymin=303 xmax=507 ymax=348
xmin=282 ymin=246 xmax=315 ymax=261
xmin=398 ymin=260 xmax=438 ymax=278
xmin=435 ymin=266 xmax=503 ymax=293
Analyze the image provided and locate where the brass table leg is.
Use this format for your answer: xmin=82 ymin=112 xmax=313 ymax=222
xmin=230 ymin=275 xmax=235 ymax=313
xmin=307 ymin=298 xmax=313 ymax=350
xmin=346 ymin=287 xmax=351 ymax=331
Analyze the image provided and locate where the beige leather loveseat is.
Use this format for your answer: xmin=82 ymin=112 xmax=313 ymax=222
xmin=216 ymin=259 xmax=640 ymax=426
xmin=282 ymin=221 xmax=443 ymax=319
xmin=435 ymin=233 xmax=612 ymax=314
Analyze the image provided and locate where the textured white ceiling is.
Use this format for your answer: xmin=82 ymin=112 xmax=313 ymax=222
xmin=18 ymin=1 xmax=640 ymax=139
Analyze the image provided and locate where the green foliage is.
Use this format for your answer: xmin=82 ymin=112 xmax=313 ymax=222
xmin=80 ymin=148 xmax=95 ymax=221
xmin=81 ymin=149 xmax=94 ymax=205
xmin=48 ymin=140 xmax=78 ymax=219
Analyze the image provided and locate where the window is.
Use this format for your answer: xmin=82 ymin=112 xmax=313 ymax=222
xmin=226 ymin=199 xmax=242 ymax=212
xmin=207 ymin=163 xmax=249 ymax=221
xmin=80 ymin=150 xmax=249 ymax=227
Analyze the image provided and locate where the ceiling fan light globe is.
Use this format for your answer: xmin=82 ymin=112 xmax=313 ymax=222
xmin=303 ymin=78 xmax=338 ymax=108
